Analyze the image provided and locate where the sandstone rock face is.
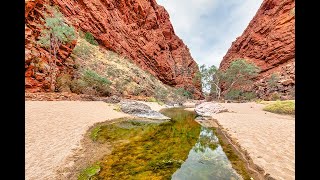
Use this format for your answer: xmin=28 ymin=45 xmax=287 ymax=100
xmin=219 ymin=0 xmax=295 ymax=100
xmin=25 ymin=0 xmax=77 ymax=93
xmin=195 ymin=102 xmax=228 ymax=116
xmin=25 ymin=0 xmax=202 ymax=98
xmin=120 ymin=100 xmax=170 ymax=120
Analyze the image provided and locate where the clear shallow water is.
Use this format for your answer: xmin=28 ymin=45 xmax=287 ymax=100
xmin=91 ymin=108 xmax=243 ymax=179
xmin=172 ymin=127 xmax=242 ymax=180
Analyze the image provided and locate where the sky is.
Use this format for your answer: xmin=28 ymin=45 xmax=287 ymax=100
xmin=156 ymin=0 xmax=263 ymax=68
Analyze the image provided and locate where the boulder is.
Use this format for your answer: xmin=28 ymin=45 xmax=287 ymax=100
xmin=102 ymin=95 xmax=121 ymax=103
xmin=120 ymin=100 xmax=170 ymax=120
xmin=195 ymin=102 xmax=228 ymax=116
xmin=280 ymin=79 xmax=295 ymax=86
xmin=165 ymin=101 xmax=182 ymax=107
xmin=182 ymin=101 xmax=196 ymax=108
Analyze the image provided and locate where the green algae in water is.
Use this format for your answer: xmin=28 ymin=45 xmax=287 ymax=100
xmin=91 ymin=109 xmax=200 ymax=179
xmin=87 ymin=108 xmax=244 ymax=180
xmin=78 ymin=164 xmax=100 ymax=180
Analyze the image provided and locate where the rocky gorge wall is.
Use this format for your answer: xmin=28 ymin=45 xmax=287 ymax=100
xmin=219 ymin=0 xmax=295 ymax=100
xmin=25 ymin=0 xmax=202 ymax=99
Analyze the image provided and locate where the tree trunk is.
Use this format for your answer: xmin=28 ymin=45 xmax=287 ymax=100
xmin=49 ymin=34 xmax=54 ymax=91
xmin=50 ymin=36 xmax=58 ymax=92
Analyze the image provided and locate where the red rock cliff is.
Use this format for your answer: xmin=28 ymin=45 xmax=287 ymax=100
xmin=219 ymin=0 xmax=295 ymax=100
xmin=25 ymin=0 xmax=202 ymax=98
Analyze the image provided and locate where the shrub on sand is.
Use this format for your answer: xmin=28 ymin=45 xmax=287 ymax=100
xmin=263 ymin=100 xmax=295 ymax=115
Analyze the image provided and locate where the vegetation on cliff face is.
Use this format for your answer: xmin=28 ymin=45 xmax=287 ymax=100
xmin=219 ymin=0 xmax=295 ymax=100
xmin=37 ymin=5 xmax=76 ymax=91
xmin=25 ymin=1 xmax=203 ymax=98
xmin=56 ymin=37 xmax=192 ymax=103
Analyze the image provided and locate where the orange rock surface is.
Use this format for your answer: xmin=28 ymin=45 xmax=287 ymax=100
xmin=219 ymin=0 xmax=295 ymax=99
xmin=25 ymin=0 xmax=202 ymax=98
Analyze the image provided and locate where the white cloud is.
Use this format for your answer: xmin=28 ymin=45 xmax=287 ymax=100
xmin=156 ymin=0 xmax=263 ymax=68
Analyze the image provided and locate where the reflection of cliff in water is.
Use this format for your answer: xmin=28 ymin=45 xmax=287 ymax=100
xmin=172 ymin=127 xmax=242 ymax=180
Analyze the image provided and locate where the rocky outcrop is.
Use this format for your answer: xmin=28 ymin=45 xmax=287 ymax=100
xmin=195 ymin=102 xmax=228 ymax=116
xmin=219 ymin=0 xmax=295 ymax=100
xmin=25 ymin=0 xmax=77 ymax=93
xmin=120 ymin=100 xmax=170 ymax=120
xmin=25 ymin=0 xmax=202 ymax=98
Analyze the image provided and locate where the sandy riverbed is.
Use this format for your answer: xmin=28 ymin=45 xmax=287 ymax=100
xmin=25 ymin=101 xmax=165 ymax=180
xmin=187 ymin=102 xmax=294 ymax=180
xmin=26 ymin=100 xmax=294 ymax=180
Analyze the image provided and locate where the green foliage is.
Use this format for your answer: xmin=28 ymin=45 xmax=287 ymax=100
xmin=36 ymin=5 xmax=76 ymax=91
xmin=146 ymin=97 xmax=165 ymax=105
xmin=78 ymin=164 xmax=101 ymax=180
xmin=198 ymin=64 xmax=222 ymax=99
xmin=82 ymin=69 xmax=111 ymax=96
xmin=69 ymin=69 xmax=111 ymax=96
xmin=84 ymin=32 xmax=99 ymax=45
xmin=174 ymin=88 xmax=193 ymax=99
xmin=223 ymin=59 xmax=260 ymax=90
xmin=72 ymin=41 xmax=94 ymax=59
xmin=263 ymin=100 xmax=295 ymax=115
xmin=267 ymin=73 xmax=279 ymax=89
xmin=113 ymin=105 xmax=122 ymax=112
xmin=182 ymin=90 xmax=193 ymax=99
xmin=37 ymin=6 xmax=76 ymax=48
xmin=157 ymin=101 xmax=165 ymax=105
xmin=225 ymin=89 xmax=241 ymax=100
xmin=242 ymin=92 xmax=256 ymax=100
xmin=225 ymin=90 xmax=256 ymax=101
xmin=147 ymin=97 xmax=157 ymax=102
xmin=83 ymin=69 xmax=111 ymax=86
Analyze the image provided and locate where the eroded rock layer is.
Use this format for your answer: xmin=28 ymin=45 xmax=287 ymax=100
xmin=219 ymin=0 xmax=295 ymax=100
xmin=25 ymin=0 xmax=202 ymax=98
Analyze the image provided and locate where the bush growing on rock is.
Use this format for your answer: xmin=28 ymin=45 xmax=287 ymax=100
xmin=84 ymin=32 xmax=99 ymax=45
xmin=72 ymin=40 xmax=94 ymax=59
xmin=174 ymin=88 xmax=193 ymax=99
xmin=37 ymin=5 xmax=76 ymax=91
xmin=69 ymin=69 xmax=111 ymax=96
